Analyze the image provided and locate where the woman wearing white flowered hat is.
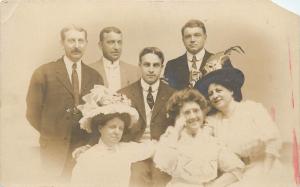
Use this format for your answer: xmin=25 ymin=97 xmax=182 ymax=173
xmin=71 ymin=85 xmax=155 ymax=187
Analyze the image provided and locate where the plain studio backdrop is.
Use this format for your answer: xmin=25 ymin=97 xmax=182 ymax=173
xmin=1 ymin=0 xmax=299 ymax=185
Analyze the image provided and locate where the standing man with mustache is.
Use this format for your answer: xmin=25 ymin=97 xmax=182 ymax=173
xmin=164 ymin=19 xmax=232 ymax=90
xmin=26 ymin=25 xmax=103 ymax=182
xmin=89 ymin=26 xmax=140 ymax=92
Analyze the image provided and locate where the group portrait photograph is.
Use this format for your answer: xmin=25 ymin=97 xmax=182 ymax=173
xmin=1 ymin=0 xmax=299 ymax=187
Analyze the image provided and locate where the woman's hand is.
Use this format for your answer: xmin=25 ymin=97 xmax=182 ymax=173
xmin=174 ymin=115 xmax=186 ymax=133
xmin=72 ymin=145 xmax=91 ymax=160
xmin=160 ymin=116 xmax=186 ymax=142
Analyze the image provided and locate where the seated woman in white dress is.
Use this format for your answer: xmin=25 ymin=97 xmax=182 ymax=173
xmin=195 ymin=50 xmax=283 ymax=186
xmin=154 ymin=89 xmax=245 ymax=187
xmin=71 ymin=85 xmax=155 ymax=187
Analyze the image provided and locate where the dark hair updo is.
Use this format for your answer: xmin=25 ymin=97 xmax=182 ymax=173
xmin=91 ymin=112 xmax=131 ymax=136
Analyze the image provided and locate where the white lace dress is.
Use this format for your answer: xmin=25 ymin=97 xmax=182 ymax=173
xmin=71 ymin=140 xmax=155 ymax=187
xmin=206 ymin=100 xmax=285 ymax=187
xmin=154 ymin=127 xmax=244 ymax=187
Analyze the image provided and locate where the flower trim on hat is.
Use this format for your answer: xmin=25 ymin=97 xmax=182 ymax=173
xmin=77 ymin=85 xmax=139 ymax=133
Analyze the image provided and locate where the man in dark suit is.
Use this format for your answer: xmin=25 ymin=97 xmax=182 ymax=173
xmin=26 ymin=25 xmax=103 ymax=181
xmin=164 ymin=19 xmax=231 ymax=90
xmin=119 ymin=47 xmax=175 ymax=187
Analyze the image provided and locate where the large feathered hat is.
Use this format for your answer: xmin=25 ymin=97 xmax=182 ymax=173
xmin=195 ymin=46 xmax=245 ymax=99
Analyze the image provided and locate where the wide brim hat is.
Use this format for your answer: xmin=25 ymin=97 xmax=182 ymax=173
xmin=194 ymin=46 xmax=245 ymax=97
xmin=195 ymin=67 xmax=244 ymax=97
xmin=77 ymin=85 xmax=139 ymax=133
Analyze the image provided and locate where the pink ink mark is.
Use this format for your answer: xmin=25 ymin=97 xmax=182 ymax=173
xmin=270 ymin=106 xmax=276 ymax=122
xmin=287 ymin=40 xmax=295 ymax=109
xmin=291 ymin=91 xmax=295 ymax=109
xmin=292 ymin=129 xmax=300 ymax=184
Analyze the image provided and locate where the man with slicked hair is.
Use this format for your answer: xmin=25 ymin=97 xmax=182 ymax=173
xmin=119 ymin=47 xmax=174 ymax=187
xmin=89 ymin=26 xmax=140 ymax=92
xmin=26 ymin=25 xmax=103 ymax=181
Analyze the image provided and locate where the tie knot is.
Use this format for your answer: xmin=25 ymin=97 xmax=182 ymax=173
xmin=192 ymin=55 xmax=197 ymax=62
xmin=148 ymin=86 xmax=152 ymax=93
xmin=72 ymin=63 xmax=77 ymax=70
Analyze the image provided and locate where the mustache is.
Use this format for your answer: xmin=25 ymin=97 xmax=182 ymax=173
xmin=71 ymin=48 xmax=82 ymax=53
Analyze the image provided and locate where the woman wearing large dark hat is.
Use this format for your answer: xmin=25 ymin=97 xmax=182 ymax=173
xmin=71 ymin=85 xmax=155 ymax=187
xmin=195 ymin=47 xmax=284 ymax=186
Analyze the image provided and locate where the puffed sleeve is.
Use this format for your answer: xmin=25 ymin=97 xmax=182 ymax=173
xmin=153 ymin=127 xmax=179 ymax=174
xmin=248 ymin=101 xmax=282 ymax=157
xmin=124 ymin=140 xmax=156 ymax=163
xmin=154 ymin=127 xmax=215 ymax=184
xmin=71 ymin=150 xmax=95 ymax=185
xmin=218 ymin=145 xmax=245 ymax=180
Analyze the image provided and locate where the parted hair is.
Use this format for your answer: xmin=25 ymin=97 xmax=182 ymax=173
xmin=60 ymin=25 xmax=88 ymax=41
xmin=99 ymin=26 xmax=122 ymax=41
xmin=139 ymin=47 xmax=165 ymax=65
xmin=181 ymin=19 xmax=207 ymax=36
xmin=166 ymin=89 xmax=209 ymax=124
xmin=209 ymin=80 xmax=243 ymax=102
xmin=91 ymin=112 xmax=131 ymax=135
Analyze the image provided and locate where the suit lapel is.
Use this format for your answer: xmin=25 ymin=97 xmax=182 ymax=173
xmin=120 ymin=61 xmax=128 ymax=88
xmin=151 ymin=81 xmax=168 ymax=120
xmin=200 ymin=50 xmax=211 ymax=70
xmin=130 ymin=81 xmax=147 ymax=123
xmin=180 ymin=53 xmax=190 ymax=83
xmin=96 ymin=59 xmax=108 ymax=86
xmin=55 ymin=58 xmax=74 ymax=95
xmin=81 ymin=62 xmax=91 ymax=96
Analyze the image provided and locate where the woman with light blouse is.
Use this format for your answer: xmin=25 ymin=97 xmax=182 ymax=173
xmin=195 ymin=51 xmax=283 ymax=186
xmin=154 ymin=89 xmax=244 ymax=187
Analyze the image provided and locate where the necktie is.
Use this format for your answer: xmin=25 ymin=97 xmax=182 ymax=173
xmin=147 ymin=86 xmax=154 ymax=110
xmin=72 ymin=63 xmax=80 ymax=106
xmin=191 ymin=55 xmax=197 ymax=69
xmin=189 ymin=56 xmax=199 ymax=88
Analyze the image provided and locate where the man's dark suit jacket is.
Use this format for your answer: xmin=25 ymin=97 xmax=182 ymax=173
xmin=164 ymin=51 xmax=213 ymax=90
xmin=119 ymin=80 xmax=175 ymax=142
xmin=26 ymin=57 xmax=103 ymax=174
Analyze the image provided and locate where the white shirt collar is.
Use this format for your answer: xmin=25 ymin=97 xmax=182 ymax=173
xmin=187 ymin=48 xmax=205 ymax=62
xmin=103 ymin=56 xmax=120 ymax=68
xmin=140 ymin=78 xmax=160 ymax=92
xmin=63 ymin=55 xmax=82 ymax=91
xmin=63 ymin=55 xmax=82 ymax=69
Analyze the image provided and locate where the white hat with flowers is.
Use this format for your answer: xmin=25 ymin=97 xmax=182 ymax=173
xmin=77 ymin=85 xmax=139 ymax=133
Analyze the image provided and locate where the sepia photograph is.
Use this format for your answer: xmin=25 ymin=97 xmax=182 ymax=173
xmin=1 ymin=0 xmax=299 ymax=186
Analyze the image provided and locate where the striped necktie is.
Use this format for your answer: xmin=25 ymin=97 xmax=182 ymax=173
xmin=72 ymin=63 xmax=80 ymax=106
xmin=147 ymin=86 xmax=154 ymax=109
